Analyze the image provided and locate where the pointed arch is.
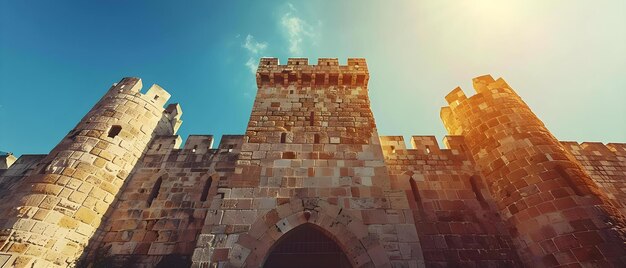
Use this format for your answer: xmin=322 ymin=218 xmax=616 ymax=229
xmin=229 ymin=199 xmax=391 ymax=268
xmin=264 ymin=223 xmax=351 ymax=268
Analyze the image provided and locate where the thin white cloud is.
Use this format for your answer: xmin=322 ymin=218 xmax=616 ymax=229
xmin=281 ymin=3 xmax=316 ymax=55
xmin=243 ymin=34 xmax=268 ymax=55
xmin=241 ymin=34 xmax=268 ymax=74
xmin=245 ymin=58 xmax=258 ymax=74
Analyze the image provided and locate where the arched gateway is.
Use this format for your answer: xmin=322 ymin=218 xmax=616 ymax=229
xmin=228 ymin=199 xmax=391 ymax=267
xmin=264 ymin=224 xmax=351 ymax=268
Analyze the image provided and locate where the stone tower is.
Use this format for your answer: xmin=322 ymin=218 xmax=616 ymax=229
xmin=441 ymin=75 xmax=626 ymax=266
xmin=0 ymin=78 xmax=181 ymax=267
xmin=191 ymin=58 xmax=425 ymax=267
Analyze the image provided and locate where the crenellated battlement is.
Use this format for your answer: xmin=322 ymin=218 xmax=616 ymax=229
xmin=440 ymin=75 xmax=527 ymax=135
xmin=183 ymin=135 xmax=214 ymax=154
xmin=108 ymin=77 xmax=174 ymax=109
xmin=379 ymin=135 xmax=469 ymax=158
xmin=256 ymin=57 xmax=369 ymax=88
xmin=561 ymin=141 xmax=626 ymax=156
xmin=145 ymin=134 xmax=245 ymax=157
xmin=442 ymin=75 xmax=515 ymax=110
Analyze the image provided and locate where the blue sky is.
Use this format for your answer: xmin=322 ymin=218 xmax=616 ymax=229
xmin=1 ymin=0 xmax=625 ymax=156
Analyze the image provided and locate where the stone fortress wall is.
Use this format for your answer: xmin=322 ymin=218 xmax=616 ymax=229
xmin=0 ymin=58 xmax=624 ymax=268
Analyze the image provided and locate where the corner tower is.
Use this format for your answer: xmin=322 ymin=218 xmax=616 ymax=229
xmin=441 ymin=75 xmax=626 ymax=266
xmin=0 ymin=78 xmax=181 ymax=267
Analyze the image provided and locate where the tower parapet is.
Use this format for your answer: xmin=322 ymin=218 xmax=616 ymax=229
xmin=440 ymin=75 xmax=626 ymax=266
xmin=256 ymin=57 xmax=369 ymax=88
xmin=0 ymin=78 xmax=181 ymax=267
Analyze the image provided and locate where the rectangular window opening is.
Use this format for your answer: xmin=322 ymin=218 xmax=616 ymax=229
xmin=274 ymin=74 xmax=284 ymax=85
xmin=302 ymin=74 xmax=311 ymax=84
xmin=315 ymin=74 xmax=325 ymax=86
xmin=108 ymin=125 xmax=122 ymax=138
xmin=261 ymin=74 xmax=270 ymax=84
xmin=329 ymin=75 xmax=338 ymax=85
xmin=342 ymin=74 xmax=352 ymax=86
xmin=356 ymin=75 xmax=365 ymax=86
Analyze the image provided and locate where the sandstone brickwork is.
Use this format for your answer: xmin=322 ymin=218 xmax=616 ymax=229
xmin=441 ymin=75 xmax=626 ymax=266
xmin=561 ymin=142 xmax=626 ymax=215
xmin=0 ymin=58 xmax=624 ymax=268
xmin=79 ymin=135 xmax=241 ymax=267
xmin=380 ymin=135 xmax=521 ymax=267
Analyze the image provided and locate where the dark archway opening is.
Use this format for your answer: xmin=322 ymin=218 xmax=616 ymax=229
xmin=264 ymin=224 xmax=352 ymax=268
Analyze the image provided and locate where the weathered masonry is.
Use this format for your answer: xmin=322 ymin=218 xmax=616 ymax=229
xmin=1 ymin=58 xmax=625 ymax=268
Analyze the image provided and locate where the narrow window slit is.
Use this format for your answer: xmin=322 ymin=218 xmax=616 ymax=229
xmin=148 ymin=176 xmax=163 ymax=207
xmin=409 ymin=178 xmax=422 ymax=205
xmin=469 ymin=175 xmax=486 ymax=202
xmin=108 ymin=125 xmax=122 ymax=138
xmin=200 ymin=177 xmax=213 ymax=202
